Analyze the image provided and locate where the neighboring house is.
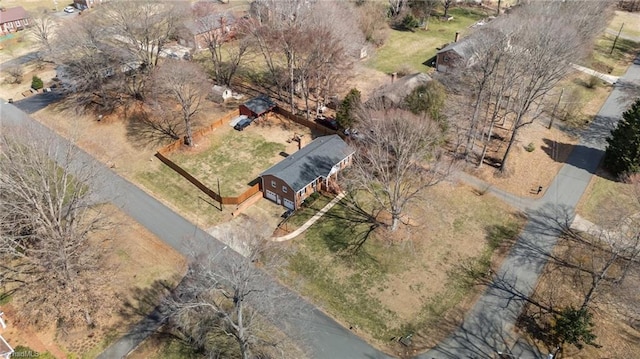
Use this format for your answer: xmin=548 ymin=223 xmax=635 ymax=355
xmin=367 ymin=72 xmax=432 ymax=108
xmin=435 ymin=33 xmax=474 ymax=72
xmin=0 ymin=335 xmax=12 ymax=359
xmin=260 ymin=134 xmax=355 ymax=210
xmin=239 ymin=95 xmax=276 ymax=118
xmin=178 ymin=13 xmax=236 ymax=51
xmin=0 ymin=6 xmax=29 ymax=35
xmin=210 ymin=85 xmax=232 ymax=103
xmin=73 ymin=0 xmax=106 ymax=10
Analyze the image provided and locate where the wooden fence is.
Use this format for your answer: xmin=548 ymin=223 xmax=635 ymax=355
xmin=158 ymin=109 xmax=240 ymax=155
xmin=155 ymin=108 xmax=260 ymax=209
xmin=154 ymin=105 xmax=346 ymax=210
xmin=273 ymin=107 xmax=347 ymax=139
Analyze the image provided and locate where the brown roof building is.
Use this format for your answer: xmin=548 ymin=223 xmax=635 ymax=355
xmin=0 ymin=6 xmax=29 ymax=35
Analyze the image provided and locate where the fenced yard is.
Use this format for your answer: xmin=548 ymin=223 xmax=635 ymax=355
xmin=137 ymin=111 xmax=317 ymax=224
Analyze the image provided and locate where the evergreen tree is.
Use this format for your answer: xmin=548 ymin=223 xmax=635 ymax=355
xmin=552 ymin=307 xmax=599 ymax=353
xmin=336 ymin=88 xmax=362 ymax=130
xmin=604 ymin=98 xmax=640 ymax=177
xmin=31 ymin=75 xmax=44 ymax=90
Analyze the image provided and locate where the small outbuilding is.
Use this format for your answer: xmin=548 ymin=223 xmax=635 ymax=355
xmin=211 ymin=85 xmax=232 ymax=103
xmin=239 ymin=95 xmax=276 ymax=119
xmin=259 ymin=135 xmax=354 ymax=210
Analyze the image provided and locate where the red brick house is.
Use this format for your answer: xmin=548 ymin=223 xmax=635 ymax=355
xmin=239 ymin=95 xmax=276 ymax=119
xmin=0 ymin=7 xmax=29 ymax=35
xmin=260 ymin=135 xmax=354 ymax=210
xmin=178 ymin=12 xmax=236 ymax=51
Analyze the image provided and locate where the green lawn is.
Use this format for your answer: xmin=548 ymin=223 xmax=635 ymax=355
xmin=367 ymin=7 xmax=490 ymax=74
xmin=277 ymin=184 xmax=525 ymax=348
xmin=136 ymin=130 xmax=285 ymax=226
xmin=168 ymin=131 xmax=285 ymax=196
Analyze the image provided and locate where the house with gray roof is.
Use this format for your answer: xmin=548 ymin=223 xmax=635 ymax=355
xmin=435 ymin=35 xmax=476 ymax=72
xmin=260 ymin=135 xmax=354 ymax=210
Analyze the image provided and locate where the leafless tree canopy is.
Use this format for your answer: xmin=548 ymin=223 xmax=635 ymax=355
xmin=248 ymin=0 xmax=365 ymax=115
xmin=149 ymin=60 xmax=209 ymax=146
xmin=346 ymin=107 xmax=453 ymax=232
xmin=166 ymin=233 xmax=296 ymax=359
xmin=0 ymin=128 xmax=110 ymax=329
xmin=444 ymin=1 xmax=611 ymax=173
xmin=28 ymin=9 xmax=57 ymax=56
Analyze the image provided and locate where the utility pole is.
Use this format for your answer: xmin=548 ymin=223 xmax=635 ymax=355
xmin=610 ymin=23 xmax=624 ymax=55
xmin=549 ymin=88 xmax=564 ymax=130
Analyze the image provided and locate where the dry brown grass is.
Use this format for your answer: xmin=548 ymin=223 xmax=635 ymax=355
xmin=520 ymin=241 xmax=640 ymax=359
xmin=0 ymin=205 xmax=186 ymax=358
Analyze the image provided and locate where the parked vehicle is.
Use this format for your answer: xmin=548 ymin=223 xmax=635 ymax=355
xmin=315 ymin=116 xmax=339 ymax=131
xmin=64 ymin=6 xmax=75 ymax=13
xmin=234 ymin=117 xmax=252 ymax=131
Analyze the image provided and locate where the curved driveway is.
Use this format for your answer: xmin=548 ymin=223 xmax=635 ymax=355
xmin=1 ymin=53 xmax=638 ymax=359
xmin=0 ymin=103 xmax=392 ymax=359
xmin=420 ymin=54 xmax=640 ymax=359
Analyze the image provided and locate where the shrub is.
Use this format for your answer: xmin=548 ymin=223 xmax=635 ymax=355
xmin=4 ymin=66 xmax=24 ymax=84
xmin=585 ymin=75 xmax=600 ymax=89
xmin=524 ymin=142 xmax=536 ymax=152
xmin=402 ymin=14 xmax=420 ymax=30
xmin=31 ymin=75 xmax=44 ymax=90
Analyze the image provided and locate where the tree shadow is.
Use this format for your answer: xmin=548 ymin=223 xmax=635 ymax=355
xmin=539 ymin=138 xmax=606 ymax=178
xmin=125 ymin=107 xmax=180 ymax=150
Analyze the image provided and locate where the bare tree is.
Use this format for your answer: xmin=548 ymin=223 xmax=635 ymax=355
xmin=442 ymin=0 xmax=453 ymax=18
xmin=151 ymin=60 xmax=208 ymax=147
xmin=52 ymin=15 xmax=125 ymax=111
xmin=191 ymin=3 xmax=250 ymax=86
xmin=497 ymin=1 xmax=611 ymax=173
xmin=355 ymin=0 xmax=389 ymax=46
xmin=346 ymin=107 xmax=453 ymax=232
xmin=389 ymin=0 xmax=407 ymax=17
xmin=100 ymin=0 xmax=187 ymax=99
xmin=28 ymin=9 xmax=57 ymax=56
xmin=3 ymin=65 xmax=24 ymax=84
xmin=0 ymin=128 xmax=110 ymax=329
xmin=166 ymin=234 xmax=293 ymax=359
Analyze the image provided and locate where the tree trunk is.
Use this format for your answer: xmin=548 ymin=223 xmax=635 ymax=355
xmin=500 ymin=127 xmax=518 ymax=173
xmin=184 ymin=116 xmax=193 ymax=146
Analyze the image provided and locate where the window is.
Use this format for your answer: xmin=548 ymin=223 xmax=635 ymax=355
xmin=271 ymin=180 xmax=276 ymax=188
xmin=282 ymin=186 xmax=288 ymax=193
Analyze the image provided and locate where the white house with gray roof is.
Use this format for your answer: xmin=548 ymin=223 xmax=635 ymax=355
xmin=259 ymin=135 xmax=354 ymax=210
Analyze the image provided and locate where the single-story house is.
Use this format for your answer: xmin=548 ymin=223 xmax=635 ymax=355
xmin=178 ymin=12 xmax=236 ymax=51
xmin=239 ymin=95 xmax=276 ymax=118
xmin=0 ymin=6 xmax=29 ymax=35
xmin=435 ymin=32 xmax=474 ymax=72
xmin=260 ymin=134 xmax=354 ymax=210
xmin=367 ymin=72 xmax=432 ymax=108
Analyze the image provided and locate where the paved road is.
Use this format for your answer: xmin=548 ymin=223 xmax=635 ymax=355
xmin=420 ymin=53 xmax=640 ymax=359
xmin=0 ymin=103 xmax=392 ymax=359
xmin=0 ymin=51 xmax=41 ymax=69
xmin=2 ymin=52 xmax=638 ymax=359
xmin=8 ymin=90 xmax=65 ymax=114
